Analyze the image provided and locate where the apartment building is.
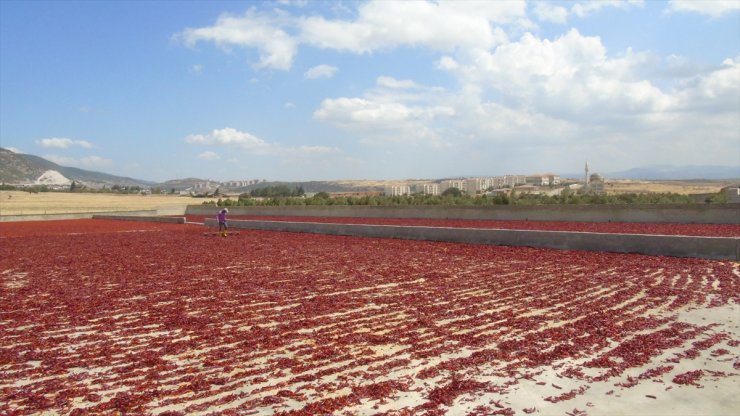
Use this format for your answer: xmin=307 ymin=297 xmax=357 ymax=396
xmin=491 ymin=175 xmax=526 ymax=188
xmin=413 ymin=183 xmax=440 ymax=195
xmin=440 ymin=179 xmax=466 ymax=194
xmin=465 ymin=178 xmax=493 ymax=195
xmin=223 ymin=179 xmax=262 ymax=188
xmin=526 ymin=175 xmax=550 ymax=186
xmin=384 ymin=185 xmax=412 ymax=196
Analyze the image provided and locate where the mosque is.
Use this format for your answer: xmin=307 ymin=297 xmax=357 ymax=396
xmin=583 ymin=162 xmax=605 ymax=194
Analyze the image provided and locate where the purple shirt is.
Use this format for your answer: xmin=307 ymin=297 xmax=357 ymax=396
xmin=217 ymin=211 xmax=227 ymax=223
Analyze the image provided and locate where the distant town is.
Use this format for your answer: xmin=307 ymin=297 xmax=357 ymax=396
xmin=181 ymin=164 xmax=605 ymax=198
xmin=2 ymin=147 xmax=737 ymax=202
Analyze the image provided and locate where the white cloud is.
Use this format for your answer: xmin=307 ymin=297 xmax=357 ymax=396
xmin=172 ymin=1 xmax=738 ymax=172
xmin=666 ymin=0 xmax=740 ymax=17
xmin=185 ymin=127 xmax=269 ymax=151
xmin=376 ymin=76 xmax=420 ymax=89
xmin=312 ymin=26 xmax=738 ymax=170
xmin=533 ymin=2 xmax=568 ymax=24
xmin=531 ymin=1 xmax=645 ymax=23
xmin=176 ymin=1 xmax=526 ymax=71
xmin=176 ymin=8 xmax=298 ymax=70
xmin=277 ymin=0 xmax=308 ymax=7
xmin=185 ymin=127 xmax=342 ymax=156
xmin=285 ymin=102 xmax=296 ymax=109
xmin=674 ymin=57 xmax=740 ymax=111
xmin=6 ymin=147 xmax=22 ymax=153
xmin=304 ymin=64 xmax=338 ymax=79
xmin=190 ymin=64 xmax=204 ymax=74
xmin=197 ymin=151 xmax=220 ymax=161
xmin=571 ymin=0 xmax=644 ymax=18
xmin=441 ymin=29 xmax=673 ymax=121
xmin=37 ymin=137 xmax=94 ymax=149
xmin=299 ymin=1 xmax=519 ymax=54
xmin=313 ymin=77 xmax=455 ymax=146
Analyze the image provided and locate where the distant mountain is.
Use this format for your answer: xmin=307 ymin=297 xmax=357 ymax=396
xmin=561 ymin=165 xmax=740 ymax=180
xmin=0 ymin=147 xmax=155 ymax=188
xmin=607 ymin=165 xmax=740 ymax=180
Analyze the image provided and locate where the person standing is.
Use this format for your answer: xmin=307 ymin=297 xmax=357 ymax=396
xmin=217 ymin=208 xmax=229 ymax=236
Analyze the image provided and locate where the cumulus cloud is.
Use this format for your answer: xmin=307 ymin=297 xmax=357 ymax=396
xmin=175 ymin=1 xmax=738 ymax=170
xmin=186 ymin=127 xmax=269 ymax=151
xmin=37 ymin=137 xmax=94 ymax=149
xmin=666 ymin=0 xmax=740 ymax=17
xmin=185 ymin=127 xmax=341 ymax=156
xmin=304 ymin=64 xmax=338 ymax=79
xmin=532 ymin=1 xmax=644 ymax=23
xmin=176 ymin=8 xmax=298 ymax=70
xmin=299 ymin=1 xmax=519 ymax=54
xmin=175 ymin=1 xmax=526 ymax=70
xmin=533 ymin=2 xmax=569 ymax=24
xmin=312 ymin=25 xmax=738 ymax=169
xmin=571 ymin=0 xmax=644 ymax=18
xmin=376 ymin=76 xmax=420 ymax=89
xmin=197 ymin=151 xmax=220 ymax=161
xmin=313 ymin=77 xmax=455 ymax=146
xmin=439 ymin=29 xmax=674 ymax=122
xmin=674 ymin=57 xmax=740 ymax=111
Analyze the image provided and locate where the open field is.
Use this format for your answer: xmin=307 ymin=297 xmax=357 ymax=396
xmin=603 ymin=180 xmax=737 ymax=195
xmin=1 ymin=219 xmax=738 ymax=415
xmin=0 ymin=191 xmax=217 ymax=216
xmin=2 ymin=178 xmax=736 ymax=217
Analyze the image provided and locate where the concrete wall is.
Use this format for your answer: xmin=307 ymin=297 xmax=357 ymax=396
xmin=92 ymin=215 xmax=185 ymax=224
xmin=205 ymin=218 xmax=739 ymax=261
xmin=189 ymin=204 xmax=740 ymax=224
xmin=0 ymin=210 xmax=159 ymax=222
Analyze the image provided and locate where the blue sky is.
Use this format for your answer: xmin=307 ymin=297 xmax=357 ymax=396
xmin=1 ymin=0 xmax=738 ymax=182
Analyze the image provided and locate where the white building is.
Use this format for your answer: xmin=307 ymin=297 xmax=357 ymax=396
xmin=526 ymin=175 xmax=549 ymax=186
xmin=413 ymin=183 xmax=440 ymax=195
xmin=193 ymin=181 xmax=218 ymax=190
xmin=465 ymin=178 xmax=492 ymax=195
xmin=440 ymin=179 xmax=466 ymax=194
xmin=487 ymin=175 xmax=527 ymax=189
xmin=384 ymin=185 xmax=411 ymax=196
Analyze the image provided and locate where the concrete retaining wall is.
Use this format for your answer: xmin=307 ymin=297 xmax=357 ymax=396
xmin=92 ymin=215 xmax=185 ymax=224
xmin=205 ymin=218 xmax=739 ymax=261
xmin=188 ymin=204 xmax=740 ymax=224
xmin=0 ymin=210 xmax=159 ymax=222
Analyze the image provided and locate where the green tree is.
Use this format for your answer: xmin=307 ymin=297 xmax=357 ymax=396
xmin=441 ymin=187 xmax=463 ymax=197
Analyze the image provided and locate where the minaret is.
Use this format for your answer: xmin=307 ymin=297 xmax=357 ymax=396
xmin=585 ymin=162 xmax=590 ymax=186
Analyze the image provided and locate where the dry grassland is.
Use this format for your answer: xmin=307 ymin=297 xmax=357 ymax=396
xmin=0 ymin=191 xmax=216 ymax=216
xmin=602 ymin=180 xmax=734 ymax=195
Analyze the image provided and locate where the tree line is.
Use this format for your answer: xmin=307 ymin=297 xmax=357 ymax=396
xmin=205 ymin=185 xmax=728 ymax=207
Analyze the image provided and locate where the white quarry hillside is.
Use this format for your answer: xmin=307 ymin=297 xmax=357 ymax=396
xmin=35 ymin=170 xmax=72 ymax=186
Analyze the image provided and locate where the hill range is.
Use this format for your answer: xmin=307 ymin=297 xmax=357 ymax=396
xmin=1 ymin=147 xmax=738 ymax=193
